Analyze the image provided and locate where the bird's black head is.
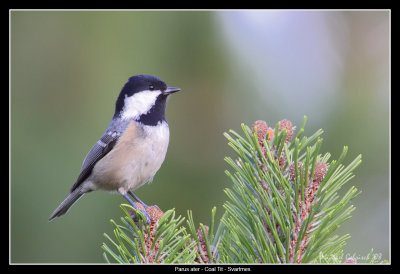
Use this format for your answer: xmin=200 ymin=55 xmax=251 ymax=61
xmin=114 ymin=75 xmax=180 ymax=126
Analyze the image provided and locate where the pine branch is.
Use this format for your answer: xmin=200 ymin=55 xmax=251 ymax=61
xmin=218 ymin=116 xmax=362 ymax=263
xmin=102 ymin=116 xmax=386 ymax=264
xmin=102 ymin=204 xmax=197 ymax=263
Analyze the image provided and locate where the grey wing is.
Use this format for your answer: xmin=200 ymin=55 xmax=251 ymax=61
xmin=70 ymin=132 xmax=120 ymax=193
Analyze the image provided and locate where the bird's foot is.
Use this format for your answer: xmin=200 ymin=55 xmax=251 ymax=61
xmin=130 ymin=208 xmax=151 ymax=224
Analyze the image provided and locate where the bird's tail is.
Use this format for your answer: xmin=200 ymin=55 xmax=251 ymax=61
xmin=49 ymin=186 xmax=85 ymax=221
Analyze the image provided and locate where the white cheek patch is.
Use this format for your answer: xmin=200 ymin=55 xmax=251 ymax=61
xmin=121 ymin=90 xmax=161 ymax=120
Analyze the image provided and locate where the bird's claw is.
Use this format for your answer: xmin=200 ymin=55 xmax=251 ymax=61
xmin=131 ymin=209 xmax=151 ymax=224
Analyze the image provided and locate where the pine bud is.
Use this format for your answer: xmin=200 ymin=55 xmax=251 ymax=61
xmin=313 ymin=162 xmax=327 ymax=184
xmin=278 ymin=119 xmax=294 ymax=143
xmin=252 ymin=120 xmax=269 ymax=145
xmin=147 ymin=206 xmax=164 ymax=224
xmin=266 ymin=127 xmax=275 ymax=141
xmin=196 ymin=226 xmax=210 ymax=263
xmin=288 ymin=162 xmax=303 ymax=181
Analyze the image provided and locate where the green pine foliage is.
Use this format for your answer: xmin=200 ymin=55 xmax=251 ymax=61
xmin=102 ymin=116 xmax=384 ymax=264
xmin=102 ymin=205 xmax=198 ymax=263
xmin=219 ymin=117 xmax=361 ymax=263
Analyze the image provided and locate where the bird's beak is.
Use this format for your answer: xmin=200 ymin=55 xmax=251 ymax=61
xmin=165 ymin=87 xmax=181 ymax=94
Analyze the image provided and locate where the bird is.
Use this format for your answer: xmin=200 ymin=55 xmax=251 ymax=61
xmin=49 ymin=75 xmax=180 ymax=222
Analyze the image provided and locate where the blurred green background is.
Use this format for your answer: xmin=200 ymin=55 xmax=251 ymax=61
xmin=10 ymin=10 xmax=389 ymax=263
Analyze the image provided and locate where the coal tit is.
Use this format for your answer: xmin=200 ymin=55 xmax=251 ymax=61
xmin=49 ymin=75 xmax=180 ymax=222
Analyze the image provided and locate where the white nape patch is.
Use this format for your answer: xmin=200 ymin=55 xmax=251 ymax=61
xmin=121 ymin=90 xmax=161 ymax=120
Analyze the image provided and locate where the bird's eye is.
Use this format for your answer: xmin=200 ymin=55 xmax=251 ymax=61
xmin=149 ymin=85 xmax=154 ymax=90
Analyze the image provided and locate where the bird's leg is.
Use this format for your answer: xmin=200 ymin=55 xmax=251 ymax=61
xmin=128 ymin=190 xmax=149 ymax=209
xmin=122 ymin=194 xmax=151 ymax=224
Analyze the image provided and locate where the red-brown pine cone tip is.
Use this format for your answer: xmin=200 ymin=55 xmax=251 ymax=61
xmin=196 ymin=225 xmax=210 ymax=263
xmin=129 ymin=202 xmax=163 ymax=224
xmin=147 ymin=206 xmax=164 ymax=223
xmin=288 ymin=161 xmax=303 ymax=181
xmin=197 ymin=225 xmax=209 ymax=243
xmin=266 ymin=128 xmax=275 ymax=141
xmin=313 ymin=162 xmax=328 ymax=183
xmin=278 ymin=119 xmax=294 ymax=143
xmin=252 ymin=120 xmax=269 ymax=143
